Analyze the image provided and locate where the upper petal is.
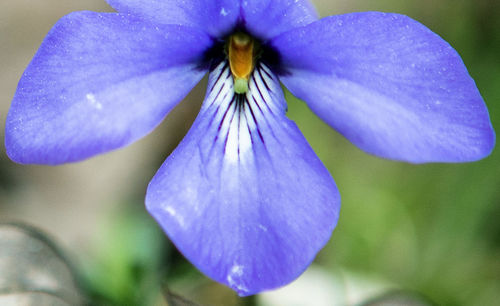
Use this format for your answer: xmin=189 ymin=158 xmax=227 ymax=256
xmin=106 ymin=0 xmax=240 ymax=37
xmin=272 ymin=12 xmax=495 ymax=163
xmin=146 ymin=61 xmax=340 ymax=295
xmin=5 ymin=12 xmax=211 ymax=164
xmin=241 ymin=0 xmax=318 ymax=40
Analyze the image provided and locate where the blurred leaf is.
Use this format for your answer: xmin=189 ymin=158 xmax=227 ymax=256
xmin=0 ymin=222 xmax=84 ymax=305
xmin=360 ymin=290 xmax=434 ymax=306
xmin=164 ymin=290 xmax=200 ymax=306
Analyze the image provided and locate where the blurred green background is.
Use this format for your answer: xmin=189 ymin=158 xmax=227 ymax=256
xmin=0 ymin=0 xmax=498 ymax=305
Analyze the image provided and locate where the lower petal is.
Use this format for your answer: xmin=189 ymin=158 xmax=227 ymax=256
xmin=146 ymin=61 xmax=340 ymax=295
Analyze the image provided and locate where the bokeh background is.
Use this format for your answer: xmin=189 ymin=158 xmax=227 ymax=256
xmin=1 ymin=0 xmax=499 ymax=305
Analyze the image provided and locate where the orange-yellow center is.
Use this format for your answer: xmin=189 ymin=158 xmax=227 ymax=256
xmin=228 ymin=32 xmax=254 ymax=93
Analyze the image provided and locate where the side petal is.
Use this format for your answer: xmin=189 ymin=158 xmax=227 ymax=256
xmin=241 ymin=0 xmax=318 ymax=40
xmin=272 ymin=12 xmax=495 ymax=163
xmin=106 ymin=0 xmax=240 ymax=37
xmin=6 ymin=12 xmax=212 ymax=164
xmin=146 ymin=61 xmax=340 ymax=295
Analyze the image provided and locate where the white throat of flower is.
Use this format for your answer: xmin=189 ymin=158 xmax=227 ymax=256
xmin=200 ymin=60 xmax=284 ymax=164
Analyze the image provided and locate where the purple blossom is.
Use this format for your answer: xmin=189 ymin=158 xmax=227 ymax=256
xmin=5 ymin=0 xmax=495 ymax=296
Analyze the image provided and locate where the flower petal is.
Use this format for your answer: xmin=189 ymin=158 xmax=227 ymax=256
xmin=106 ymin=0 xmax=240 ymax=37
xmin=272 ymin=12 xmax=495 ymax=163
xmin=146 ymin=61 xmax=340 ymax=295
xmin=6 ymin=12 xmax=212 ymax=164
xmin=241 ymin=0 xmax=318 ymax=40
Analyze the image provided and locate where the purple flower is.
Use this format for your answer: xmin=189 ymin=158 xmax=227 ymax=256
xmin=5 ymin=0 xmax=495 ymax=296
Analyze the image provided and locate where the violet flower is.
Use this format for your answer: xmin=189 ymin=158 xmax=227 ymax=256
xmin=5 ymin=0 xmax=494 ymax=296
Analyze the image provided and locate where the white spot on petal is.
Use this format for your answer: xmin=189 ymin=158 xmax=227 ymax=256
xmin=220 ymin=7 xmax=228 ymax=16
xmin=258 ymin=224 xmax=268 ymax=232
xmin=231 ymin=265 xmax=243 ymax=276
xmin=165 ymin=206 xmax=185 ymax=227
xmin=227 ymin=265 xmax=249 ymax=294
xmin=86 ymin=93 xmax=102 ymax=110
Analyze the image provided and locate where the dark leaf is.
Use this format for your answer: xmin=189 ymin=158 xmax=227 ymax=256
xmin=0 ymin=222 xmax=84 ymax=305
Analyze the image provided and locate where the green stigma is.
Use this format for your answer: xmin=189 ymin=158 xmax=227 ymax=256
xmin=234 ymin=78 xmax=248 ymax=94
